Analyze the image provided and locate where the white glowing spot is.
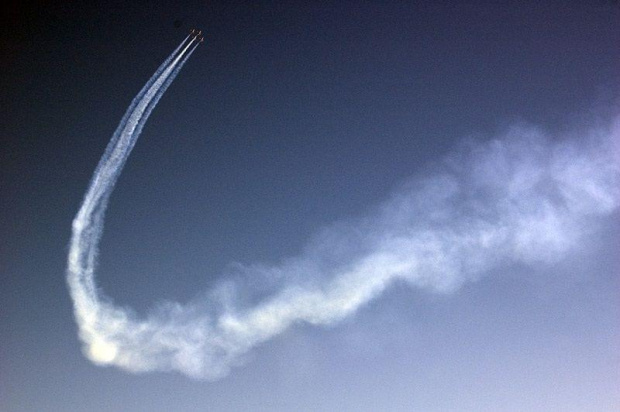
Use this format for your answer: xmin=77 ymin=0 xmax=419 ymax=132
xmin=88 ymin=340 xmax=118 ymax=364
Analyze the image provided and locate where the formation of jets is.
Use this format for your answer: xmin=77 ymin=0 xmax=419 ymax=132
xmin=190 ymin=29 xmax=204 ymax=43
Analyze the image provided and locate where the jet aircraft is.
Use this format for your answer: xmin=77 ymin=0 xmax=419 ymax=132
xmin=190 ymin=28 xmax=204 ymax=43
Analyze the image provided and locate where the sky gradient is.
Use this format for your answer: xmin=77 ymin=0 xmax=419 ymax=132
xmin=2 ymin=1 xmax=619 ymax=411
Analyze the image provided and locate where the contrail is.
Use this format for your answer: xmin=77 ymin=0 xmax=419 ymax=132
xmin=67 ymin=36 xmax=620 ymax=380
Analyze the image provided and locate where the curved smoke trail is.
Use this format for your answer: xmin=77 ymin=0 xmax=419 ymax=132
xmin=68 ymin=36 xmax=620 ymax=380
xmin=68 ymin=36 xmax=200 ymax=368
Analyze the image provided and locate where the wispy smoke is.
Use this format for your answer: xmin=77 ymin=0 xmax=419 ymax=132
xmin=67 ymin=37 xmax=620 ymax=380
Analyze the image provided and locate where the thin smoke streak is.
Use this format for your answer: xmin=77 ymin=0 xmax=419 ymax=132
xmin=89 ymin=34 xmax=194 ymax=198
xmin=67 ymin=36 xmax=620 ymax=380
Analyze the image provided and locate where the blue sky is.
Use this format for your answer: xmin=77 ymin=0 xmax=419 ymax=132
xmin=2 ymin=1 xmax=619 ymax=411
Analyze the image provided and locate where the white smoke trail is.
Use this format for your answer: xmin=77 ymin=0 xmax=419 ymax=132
xmin=67 ymin=38 xmax=620 ymax=380
xmin=67 ymin=36 xmax=200 ymax=368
